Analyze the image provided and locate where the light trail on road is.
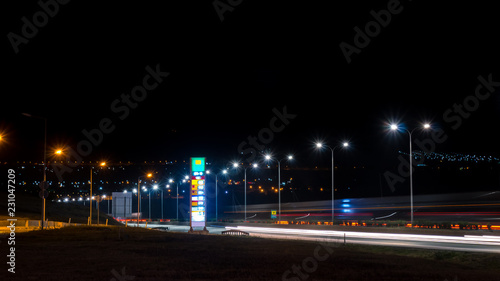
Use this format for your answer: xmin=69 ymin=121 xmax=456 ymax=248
xmin=225 ymin=226 xmax=500 ymax=253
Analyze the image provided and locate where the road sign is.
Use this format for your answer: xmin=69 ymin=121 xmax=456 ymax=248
xmin=39 ymin=189 xmax=49 ymax=199
xmin=39 ymin=181 xmax=49 ymax=190
xmin=271 ymin=210 xmax=277 ymax=219
xmin=190 ymin=157 xmax=206 ymax=228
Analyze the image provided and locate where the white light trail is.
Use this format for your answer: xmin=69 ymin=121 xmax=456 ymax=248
xmin=225 ymin=226 xmax=500 ymax=250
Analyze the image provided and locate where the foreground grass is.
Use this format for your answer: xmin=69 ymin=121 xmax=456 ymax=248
xmin=6 ymin=226 xmax=500 ymax=281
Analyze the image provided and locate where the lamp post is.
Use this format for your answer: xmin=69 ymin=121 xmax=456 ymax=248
xmin=389 ymin=123 xmax=431 ymax=227
xmin=264 ymin=154 xmax=293 ymax=222
xmin=162 ymin=185 xmax=166 ymax=221
xmin=315 ymin=142 xmax=348 ymax=225
xmin=137 ymin=173 xmax=152 ymax=227
xmin=232 ymin=163 xmax=258 ymax=221
xmin=206 ymin=169 xmax=228 ymax=222
xmin=149 ymin=184 xmax=158 ymax=221
xmin=89 ymin=161 xmax=106 ymax=225
xmin=169 ymin=176 xmax=188 ymax=221
xmin=21 ymin=113 xmax=47 ymax=229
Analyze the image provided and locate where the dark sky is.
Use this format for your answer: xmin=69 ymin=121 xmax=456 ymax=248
xmin=2 ymin=1 xmax=500 ymax=170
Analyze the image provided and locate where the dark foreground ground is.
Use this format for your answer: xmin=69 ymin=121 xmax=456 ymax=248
xmin=3 ymin=226 xmax=500 ymax=281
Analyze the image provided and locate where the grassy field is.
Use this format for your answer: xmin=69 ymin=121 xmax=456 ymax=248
xmin=4 ymin=226 xmax=500 ymax=281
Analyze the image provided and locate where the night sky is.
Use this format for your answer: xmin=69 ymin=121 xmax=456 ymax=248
xmin=3 ymin=1 xmax=500 ymax=171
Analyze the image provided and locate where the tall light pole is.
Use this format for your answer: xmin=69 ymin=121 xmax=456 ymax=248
xmin=389 ymin=122 xmax=431 ymax=227
xmin=89 ymin=161 xmax=106 ymax=225
xmin=21 ymin=113 xmax=47 ymax=229
xmin=169 ymin=175 xmax=188 ymax=221
xmin=149 ymin=184 xmax=158 ymax=221
xmin=162 ymin=185 xmax=166 ymax=221
xmin=316 ymin=141 xmax=349 ymax=225
xmin=137 ymin=173 xmax=152 ymax=227
xmin=232 ymin=163 xmax=258 ymax=221
xmin=264 ymin=154 xmax=293 ymax=222
xmin=206 ymin=169 xmax=228 ymax=222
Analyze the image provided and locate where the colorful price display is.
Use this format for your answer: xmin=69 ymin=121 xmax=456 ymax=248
xmin=190 ymin=157 xmax=206 ymax=227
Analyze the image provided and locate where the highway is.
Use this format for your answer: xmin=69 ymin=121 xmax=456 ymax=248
xmin=225 ymin=226 xmax=500 ymax=253
xmin=134 ymin=191 xmax=500 ymax=253
xmin=136 ymin=223 xmax=500 ymax=253
xmin=225 ymin=191 xmax=500 ymax=223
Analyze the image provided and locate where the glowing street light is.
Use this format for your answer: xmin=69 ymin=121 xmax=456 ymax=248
xmin=387 ymin=122 xmax=431 ymax=227
xmin=232 ymin=162 xmax=259 ymax=221
xmin=89 ymin=161 xmax=107 ymax=226
xmin=264 ymin=154 xmax=294 ymax=221
xmin=206 ymin=168 xmax=229 ymax=221
xmin=315 ymin=141 xmax=349 ymax=224
xmin=22 ymin=113 xmax=48 ymax=229
xmin=168 ymin=176 xmax=189 ymax=220
xmin=137 ymin=172 xmax=153 ymax=227
xmin=149 ymin=184 xmax=159 ymax=221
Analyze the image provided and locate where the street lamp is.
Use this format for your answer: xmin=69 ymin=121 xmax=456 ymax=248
xmin=206 ymin=169 xmax=228 ymax=222
xmin=149 ymin=184 xmax=158 ymax=221
xmin=264 ymin=154 xmax=293 ymax=221
xmin=232 ymin=163 xmax=258 ymax=221
xmin=21 ymin=113 xmax=48 ymax=229
xmin=89 ymin=161 xmax=106 ymax=225
xmin=169 ymin=176 xmax=188 ymax=220
xmin=388 ymin=122 xmax=431 ymax=227
xmin=315 ymin=141 xmax=349 ymax=225
xmin=137 ymin=173 xmax=153 ymax=227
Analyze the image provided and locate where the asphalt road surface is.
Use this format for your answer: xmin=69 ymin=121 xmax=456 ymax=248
xmin=134 ymin=222 xmax=500 ymax=253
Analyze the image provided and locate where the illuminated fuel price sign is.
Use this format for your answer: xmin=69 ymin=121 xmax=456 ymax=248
xmin=190 ymin=157 xmax=206 ymax=228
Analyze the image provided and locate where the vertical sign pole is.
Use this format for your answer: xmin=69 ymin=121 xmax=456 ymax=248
xmin=190 ymin=157 xmax=207 ymax=231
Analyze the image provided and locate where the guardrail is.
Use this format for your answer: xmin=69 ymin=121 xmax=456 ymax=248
xmin=0 ymin=219 xmax=83 ymax=233
xmin=222 ymin=229 xmax=249 ymax=236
